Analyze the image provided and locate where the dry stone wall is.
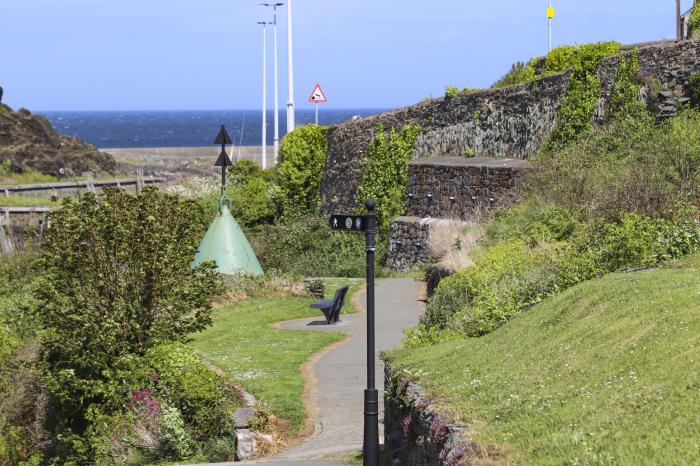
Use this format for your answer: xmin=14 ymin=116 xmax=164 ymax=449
xmin=321 ymin=40 xmax=700 ymax=214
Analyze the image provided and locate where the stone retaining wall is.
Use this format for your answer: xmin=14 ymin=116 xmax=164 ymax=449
xmin=406 ymin=157 xmax=530 ymax=220
xmin=385 ymin=216 xmax=432 ymax=272
xmin=321 ymin=40 xmax=700 ymax=214
xmin=384 ymin=364 xmax=479 ymax=466
xmin=425 ymin=265 xmax=456 ymax=297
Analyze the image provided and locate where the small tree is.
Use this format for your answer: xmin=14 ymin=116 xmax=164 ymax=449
xmin=35 ymin=187 xmax=222 ymax=429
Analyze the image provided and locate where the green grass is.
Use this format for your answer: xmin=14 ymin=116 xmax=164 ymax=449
xmin=0 ymin=195 xmax=56 ymax=207
xmin=190 ymin=279 xmax=362 ymax=431
xmin=0 ymin=171 xmax=57 ymax=186
xmin=389 ymin=260 xmax=700 ymax=465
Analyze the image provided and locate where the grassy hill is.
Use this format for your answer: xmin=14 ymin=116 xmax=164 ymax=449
xmin=389 ymin=256 xmax=700 ymax=465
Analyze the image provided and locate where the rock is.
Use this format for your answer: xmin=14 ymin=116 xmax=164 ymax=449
xmin=242 ymin=392 xmax=256 ymax=407
xmin=236 ymin=428 xmax=257 ymax=461
xmin=0 ymin=104 xmax=115 ymax=177
xmin=233 ymin=406 xmax=256 ymax=429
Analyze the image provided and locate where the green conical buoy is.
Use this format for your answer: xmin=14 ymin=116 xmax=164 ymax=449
xmin=191 ymin=198 xmax=263 ymax=276
xmin=191 ymin=124 xmax=264 ymax=276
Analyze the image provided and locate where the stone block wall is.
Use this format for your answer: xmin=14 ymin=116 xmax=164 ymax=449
xmin=385 ymin=216 xmax=432 ymax=272
xmin=406 ymin=156 xmax=530 ymax=220
xmin=321 ymin=40 xmax=700 ymax=214
xmin=386 ymin=217 xmax=471 ymax=272
xmin=425 ymin=265 xmax=455 ymax=297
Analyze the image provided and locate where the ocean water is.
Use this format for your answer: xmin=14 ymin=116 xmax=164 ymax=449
xmin=41 ymin=109 xmax=388 ymax=149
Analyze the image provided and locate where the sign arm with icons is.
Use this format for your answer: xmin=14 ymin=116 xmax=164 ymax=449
xmin=329 ymin=215 xmax=366 ymax=231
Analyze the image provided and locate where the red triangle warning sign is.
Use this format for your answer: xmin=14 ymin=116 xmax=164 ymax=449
xmin=308 ymin=84 xmax=328 ymax=103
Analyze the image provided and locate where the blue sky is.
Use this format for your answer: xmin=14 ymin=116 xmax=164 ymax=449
xmin=1 ymin=1 xmax=694 ymax=111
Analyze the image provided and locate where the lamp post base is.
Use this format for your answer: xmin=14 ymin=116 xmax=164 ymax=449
xmin=363 ymin=388 xmax=379 ymax=466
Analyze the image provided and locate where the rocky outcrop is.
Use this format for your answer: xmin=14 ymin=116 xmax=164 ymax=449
xmin=0 ymin=105 xmax=115 ymax=177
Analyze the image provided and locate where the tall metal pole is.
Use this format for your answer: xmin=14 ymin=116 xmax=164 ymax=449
xmin=261 ymin=3 xmax=283 ymax=165
xmin=287 ymin=0 xmax=296 ymax=133
xmin=363 ymin=199 xmax=379 ymax=466
xmin=548 ymin=1 xmax=552 ymax=53
xmin=315 ymin=102 xmax=319 ymax=125
xmin=677 ymin=0 xmax=683 ymax=41
xmin=273 ymin=4 xmax=281 ymax=165
xmin=258 ymin=22 xmax=269 ymax=169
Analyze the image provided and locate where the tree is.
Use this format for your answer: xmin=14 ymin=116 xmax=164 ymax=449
xmin=35 ymin=187 xmax=222 ymax=429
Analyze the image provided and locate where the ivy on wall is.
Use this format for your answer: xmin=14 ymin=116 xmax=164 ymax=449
xmin=543 ymin=42 xmax=622 ymax=152
xmin=357 ymin=124 xmax=421 ymax=230
xmin=607 ymin=50 xmax=644 ymax=121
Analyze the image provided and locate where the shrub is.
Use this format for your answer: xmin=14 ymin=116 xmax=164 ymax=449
xmin=277 ymin=124 xmax=328 ymax=219
xmin=444 ymin=86 xmax=459 ymax=98
xmin=229 ymin=176 xmax=282 ymax=229
xmin=250 ymin=216 xmax=375 ymax=277
xmin=357 ymin=124 xmax=421 ymax=230
xmin=531 ymin=110 xmax=700 ymax=220
xmin=606 ymin=50 xmax=644 ymax=121
xmin=35 ymin=187 xmax=223 ymax=435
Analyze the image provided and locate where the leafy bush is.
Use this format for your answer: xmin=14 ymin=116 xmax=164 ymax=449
xmin=35 ymin=187 xmax=223 ymax=437
xmin=606 ymin=50 xmax=644 ymax=121
xmin=357 ymin=124 xmax=420 ymax=230
xmin=689 ymin=72 xmax=700 ymax=106
xmin=531 ymin=110 xmax=700 ymax=220
xmin=250 ymin=216 xmax=374 ymax=277
xmin=277 ymin=124 xmax=328 ymax=219
xmin=690 ymin=3 xmax=700 ymax=38
xmin=444 ymin=86 xmax=459 ymax=98
xmin=417 ymin=204 xmax=700 ymax=343
xmin=229 ymin=176 xmax=282 ymax=229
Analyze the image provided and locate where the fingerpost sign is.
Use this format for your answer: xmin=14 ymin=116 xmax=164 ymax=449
xmin=328 ymin=200 xmax=379 ymax=466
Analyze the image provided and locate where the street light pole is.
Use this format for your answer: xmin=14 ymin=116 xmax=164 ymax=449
xmin=257 ymin=21 xmax=270 ymax=169
xmin=260 ymin=3 xmax=284 ymax=166
xmin=677 ymin=0 xmax=683 ymax=41
xmin=287 ymin=0 xmax=296 ymax=133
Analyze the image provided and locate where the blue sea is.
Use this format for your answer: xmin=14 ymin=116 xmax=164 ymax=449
xmin=42 ymin=109 xmax=388 ymax=149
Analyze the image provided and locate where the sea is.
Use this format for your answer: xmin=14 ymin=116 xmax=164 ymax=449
xmin=41 ymin=109 xmax=389 ymax=149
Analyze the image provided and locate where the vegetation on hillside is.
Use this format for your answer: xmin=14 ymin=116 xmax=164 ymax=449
xmin=389 ymin=258 xmax=700 ymax=464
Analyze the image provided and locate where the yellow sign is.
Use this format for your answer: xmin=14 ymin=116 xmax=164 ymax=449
xmin=547 ymin=7 xmax=555 ymax=19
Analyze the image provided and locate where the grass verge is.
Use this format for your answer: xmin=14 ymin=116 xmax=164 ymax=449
xmin=190 ymin=279 xmax=363 ymax=431
xmin=0 ymin=195 xmax=56 ymax=207
xmin=389 ymin=258 xmax=700 ymax=464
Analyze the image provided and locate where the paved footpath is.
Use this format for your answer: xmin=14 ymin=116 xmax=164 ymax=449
xmin=195 ymin=278 xmax=424 ymax=466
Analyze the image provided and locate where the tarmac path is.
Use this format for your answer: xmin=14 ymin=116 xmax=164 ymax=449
xmin=188 ymin=278 xmax=425 ymax=466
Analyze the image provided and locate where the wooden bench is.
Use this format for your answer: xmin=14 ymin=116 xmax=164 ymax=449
xmin=310 ymin=285 xmax=349 ymax=325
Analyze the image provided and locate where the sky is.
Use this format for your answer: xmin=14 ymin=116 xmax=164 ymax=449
xmin=0 ymin=1 xmax=694 ymax=111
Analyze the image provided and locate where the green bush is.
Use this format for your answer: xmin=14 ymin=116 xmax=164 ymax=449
xmin=144 ymin=343 xmax=241 ymax=440
xmin=532 ymin=110 xmax=700 ymax=220
xmin=690 ymin=3 xmax=700 ymax=38
xmin=278 ymin=125 xmax=328 ymax=219
xmin=35 ymin=187 xmax=223 ymax=439
xmin=444 ymin=86 xmax=459 ymax=98
xmin=229 ymin=176 xmax=282 ymax=229
xmin=250 ymin=216 xmax=376 ymax=277
xmin=606 ymin=50 xmax=644 ymax=121
xmin=357 ymin=124 xmax=420 ymax=230
xmin=418 ymin=204 xmax=700 ymax=343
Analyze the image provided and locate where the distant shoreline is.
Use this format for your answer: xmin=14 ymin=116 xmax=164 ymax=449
xmin=102 ymin=146 xmax=264 ymax=157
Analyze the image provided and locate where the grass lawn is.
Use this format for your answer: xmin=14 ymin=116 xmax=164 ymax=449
xmin=190 ymin=279 xmax=363 ymax=431
xmin=0 ymin=195 xmax=56 ymax=207
xmin=389 ymin=256 xmax=700 ymax=465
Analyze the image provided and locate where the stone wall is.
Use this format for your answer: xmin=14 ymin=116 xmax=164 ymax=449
xmin=406 ymin=157 xmax=530 ymax=220
xmin=425 ymin=265 xmax=455 ymax=297
xmin=385 ymin=216 xmax=432 ymax=272
xmin=384 ymin=364 xmax=479 ymax=466
xmin=321 ymin=40 xmax=700 ymax=214
xmin=386 ymin=216 xmax=473 ymax=272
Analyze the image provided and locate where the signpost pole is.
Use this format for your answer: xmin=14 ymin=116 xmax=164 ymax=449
xmin=315 ymin=102 xmax=319 ymax=125
xmin=363 ymin=199 xmax=379 ymax=466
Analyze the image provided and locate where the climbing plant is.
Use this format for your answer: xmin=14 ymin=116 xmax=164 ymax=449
xmin=544 ymin=42 xmax=622 ymax=152
xmin=357 ymin=124 xmax=421 ymax=230
xmin=607 ymin=50 xmax=644 ymax=121
xmin=690 ymin=3 xmax=700 ymax=38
